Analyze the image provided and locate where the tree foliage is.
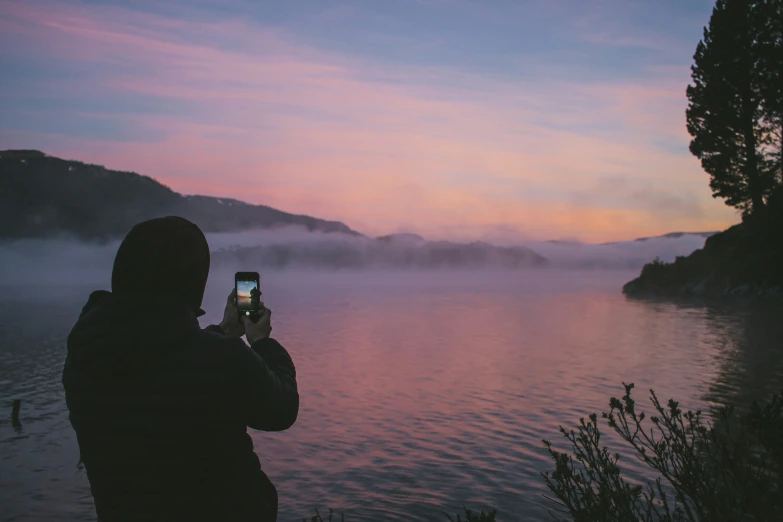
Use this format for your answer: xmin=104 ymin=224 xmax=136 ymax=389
xmin=686 ymin=0 xmax=783 ymax=215
xmin=756 ymin=0 xmax=783 ymax=185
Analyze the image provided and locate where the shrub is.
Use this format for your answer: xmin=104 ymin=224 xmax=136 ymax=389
xmin=639 ymin=257 xmax=670 ymax=280
xmin=542 ymin=383 xmax=782 ymax=521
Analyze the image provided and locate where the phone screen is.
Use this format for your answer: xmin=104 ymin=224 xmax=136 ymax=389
xmin=235 ymin=274 xmax=260 ymax=315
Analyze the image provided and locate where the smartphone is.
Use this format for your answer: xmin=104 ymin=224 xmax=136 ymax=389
xmin=235 ymin=272 xmax=261 ymax=317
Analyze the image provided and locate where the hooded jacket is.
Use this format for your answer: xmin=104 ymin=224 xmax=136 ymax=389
xmin=63 ymin=217 xmax=298 ymax=522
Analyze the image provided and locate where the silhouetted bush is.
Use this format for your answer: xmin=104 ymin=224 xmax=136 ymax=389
xmin=542 ymin=383 xmax=782 ymax=521
xmin=639 ymin=257 xmax=670 ymax=280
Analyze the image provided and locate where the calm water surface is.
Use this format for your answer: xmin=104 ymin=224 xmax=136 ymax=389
xmin=1 ymin=270 xmax=782 ymax=521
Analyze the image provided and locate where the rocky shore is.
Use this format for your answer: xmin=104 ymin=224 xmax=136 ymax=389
xmin=623 ymin=276 xmax=783 ymax=299
xmin=623 ymin=191 xmax=783 ymax=300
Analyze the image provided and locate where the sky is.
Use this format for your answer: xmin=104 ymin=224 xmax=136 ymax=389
xmin=0 ymin=0 xmax=740 ymax=243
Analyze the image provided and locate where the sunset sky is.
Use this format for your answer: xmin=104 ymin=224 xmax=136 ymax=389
xmin=0 ymin=0 xmax=740 ymax=243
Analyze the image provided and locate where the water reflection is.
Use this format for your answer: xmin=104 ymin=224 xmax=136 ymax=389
xmin=626 ymin=296 xmax=783 ymax=412
xmin=700 ymin=302 xmax=783 ymax=410
xmin=0 ymin=274 xmax=781 ymax=521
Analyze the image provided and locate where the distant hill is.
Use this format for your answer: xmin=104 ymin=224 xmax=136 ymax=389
xmin=212 ymin=235 xmax=548 ymax=270
xmin=544 ymin=239 xmax=583 ymax=246
xmin=369 ymin=232 xmax=718 ymax=270
xmin=0 ymin=150 xmax=359 ymax=240
xmin=526 ymin=233 xmax=714 ymax=270
xmin=376 ymin=233 xmax=426 ymax=243
xmin=599 ymin=231 xmax=718 ymax=246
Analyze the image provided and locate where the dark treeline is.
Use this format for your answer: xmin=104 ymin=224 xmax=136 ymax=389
xmin=687 ymin=0 xmax=783 ymax=215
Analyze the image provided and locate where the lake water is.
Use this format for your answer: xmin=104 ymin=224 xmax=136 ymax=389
xmin=1 ymin=270 xmax=782 ymax=521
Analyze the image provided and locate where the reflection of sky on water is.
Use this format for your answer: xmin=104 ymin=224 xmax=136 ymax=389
xmin=1 ymin=273 xmax=781 ymax=521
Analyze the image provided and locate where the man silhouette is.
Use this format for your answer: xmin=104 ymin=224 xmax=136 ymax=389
xmin=63 ymin=216 xmax=298 ymax=522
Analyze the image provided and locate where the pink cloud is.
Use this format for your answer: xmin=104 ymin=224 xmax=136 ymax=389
xmin=0 ymin=0 xmax=739 ymax=242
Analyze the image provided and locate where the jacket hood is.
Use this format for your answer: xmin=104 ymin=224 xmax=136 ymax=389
xmin=112 ymin=216 xmax=210 ymax=317
xmin=66 ymin=290 xmax=200 ymax=380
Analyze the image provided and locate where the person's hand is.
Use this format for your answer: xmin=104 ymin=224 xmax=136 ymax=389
xmin=242 ymin=305 xmax=272 ymax=345
xmin=219 ymin=289 xmax=245 ymax=338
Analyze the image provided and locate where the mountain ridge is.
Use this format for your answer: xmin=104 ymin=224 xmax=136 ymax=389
xmin=2 ymin=150 xmax=720 ymax=254
xmin=0 ymin=150 xmax=360 ymax=239
xmin=595 ymin=231 xmax=719 ymax=246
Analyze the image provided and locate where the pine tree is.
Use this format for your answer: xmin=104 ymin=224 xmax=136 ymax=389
xmin=756 ymin=0 xmax=783 ymax=188
xmin=686 ymin=0 xmax=776 ymax=215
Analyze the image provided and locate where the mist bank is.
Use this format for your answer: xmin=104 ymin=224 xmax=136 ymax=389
xmin=213 ymin=233 xmax=713 ymax=271
xmin=0 ymin=230 xmax=546 ymax=289
xmin=212 ymin=232 xmax=547 ymax=270
xmin=208 ymin=230 xmax=714 ymax=271
xmin=524 ymin=233 xmax=714 ymax=270
xmin=0 ymin=227 xmax=720 ymax=288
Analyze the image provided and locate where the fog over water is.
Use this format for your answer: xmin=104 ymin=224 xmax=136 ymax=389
xmin=527 ymin=234 xmax=710 ymax=269
xmin=4 ymin=228 xmax=780 ymax=522
xmin=0 ymin=227 xmax=710 ymax=286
